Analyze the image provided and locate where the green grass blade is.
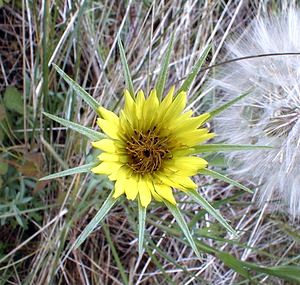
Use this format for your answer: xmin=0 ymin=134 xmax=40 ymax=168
xmin=217 ymin=252 xmax=250 ymax=278
xmin=207 ymin=89 xmax=252 ymax=121
xmin=177 ymin=45 xmax=211 ymax=94
xmin=185 ymin=189 xmax=236 ymax=235
xmin=43 ymin=112 xmax=105 ymax=140
xmin=118 ymin=38 xmax=135 ymax=98
xmin=199 ymin=168 xmax=253 ymax=193
xmin=39 ymin=162 xmax=97 ymax=181
xmin=156 ymin=33 xmax=175 ymax=100
xmin=73 ymin=191 xmax=118 ymax=250
xmin=102 ymin=224 xmax=129 ymax=285
xmin=145 ymin=246 xmax=176 ymax=285
xmin=52 ymin=64 xmax=100 ymax=114
xmin=192 ymin=144 xmax=272 ymax=154
xmin=164 ymin=201 xmax=200 ymax=258
xmin=244 ymin=264 xmax=300 ymax=283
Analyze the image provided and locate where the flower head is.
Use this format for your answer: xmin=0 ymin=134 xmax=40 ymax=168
xmin=211 ymin=9 xmax=300 ymax=217
xmin=91 ymin=87 xmax=214 ymax=207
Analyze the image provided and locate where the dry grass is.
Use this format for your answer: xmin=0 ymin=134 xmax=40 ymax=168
xmin=0 ymin=0 xmax=299 ymax=284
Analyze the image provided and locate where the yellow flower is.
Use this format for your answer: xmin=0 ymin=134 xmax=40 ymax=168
xmin=91 ymin=87 xmax=214 ymax=207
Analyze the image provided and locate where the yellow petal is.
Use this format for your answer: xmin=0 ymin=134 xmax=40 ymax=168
xmin=135 ymin=90 xmax=145 ymax=120
xmin=160 ymin=86 xmax=174 ymax=111
xmin=161 ymin=91 xmax=187 ymax=125
xmin=108 ymin=166 xmax=131 ymax=181
xmin=92 ymin=139 xmax=116 ymax=152
xmin=196 ymin=112 xmax=210 ymax=126
xmin=163 ymin=156 xmax=207 ymax=176
xmin=123 ymin=90 xmax=135 ymax=124
xmin=119 ymin=110 xmax=135 ymax=134
xmin=175 ymin=129 xmax=214 ymax=146
xmin=124 ymin=176 xmax=139 ymax=200
xmin=124 ymin=90 xmax=134 ymax=113
xmin=143 ymin=89 xmax=159 ymax=130
xmin=98 ymin=152 xmax=127 ymax=163
xmin=172 ymin=175 xmax=197 ymax=190
xmin=155 ymin=173 xmax=182 ymax=189
xmin=154 ymin=184 xmax=176 ymax=204
xmin=113 ymin=179 xmax=125 ymax=198
xmin=171 ymin=113 xmax=211 ymax=134
xmin=156 ymin=170 xmax=198 ymax=190
xmin=146 ymin=180 xmax=163 ymax=202
xmin=97 ymin=118 xmax=119 ymax=139
xmin=91 ymin=161 xmax=122 ymax=175
xmin=168 ymin=156 xmax=208 ymax=171
xmin=138 ymin=179 xmax=152 ymax=207
xmin=98 ymin=107 xmax=119 ymax=124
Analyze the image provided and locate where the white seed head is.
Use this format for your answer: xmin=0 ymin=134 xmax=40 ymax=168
xmin=212 ymin=9 xmax=300 ymax=219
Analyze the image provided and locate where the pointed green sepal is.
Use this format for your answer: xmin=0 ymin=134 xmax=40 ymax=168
xmin=43 ymin=112 xmax=106 ymax=141
xmin=52 ymin=64 xmax=101 ymax=114
xmin=73 ymin=191 xmax=118 ymax=250
xmin=206 ymin=89 xmax=252 ymax=122
xmin=118 ymin=38 xmax=135 ymax=98
xmin=199 ymin=168 xmax=253 ymax=193
xmin=156 ymin=33 xmax=175 ymax=100
xmin=39 ymin=162 xmax=98 ymax=181
xmin=185 ymin=189 xmax=236 ymax=235
xmin=192 ymin=143 xmax=272 ymax=154
xmin=164 ymin=200 xmax=201 ymax=258
xmin=138 ymin=197 xmax=146 ymax=256
xmin=177 ymin=45 xmax=211 ymax=94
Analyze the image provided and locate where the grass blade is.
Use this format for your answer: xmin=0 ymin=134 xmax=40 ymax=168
xmin=43 ymin=112 xmax=105 ymax=140
xmin=155 ymin=33 xmax=175 ymax=100
xmin=102 ymin=224 xmax=129 ymax=285
xmin=217 ymin=252 xmax=250 ymax=278
xmin=177 ymin=45 xmax=211 ymax=94
xmin=192 ymin=144 xmax=272 ymax=154
xmin=73 ymin=191 xmax=118 ymax=250
xmin=52 ymin=64 xmax=101 ymax=114
xmin=186 ymin=189 xmax=236 ymax=235
xmin=244 ymin=263 xmax=300 ymax=283
xmin=199 ymin=168 xmax=253 ymax=193
xmin=39 ymin=162 xmax=97 ymax=181
xmin=118 ymin=38 xmax=135 ymax=98
xmin=138 ymin=198 xmax=146 ymax=256
xmin=164 ymin=201 xmax=200 ymax=258
xmin=207 ymin=89 xmax=252 ymax=122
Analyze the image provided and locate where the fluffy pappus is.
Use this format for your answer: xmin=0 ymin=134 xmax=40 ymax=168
xmin=211 ymin=8 xmax=300 ymax=219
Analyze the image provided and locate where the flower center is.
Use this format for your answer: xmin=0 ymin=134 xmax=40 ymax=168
xmin=126 ymin=127 xmax=171 ymax=174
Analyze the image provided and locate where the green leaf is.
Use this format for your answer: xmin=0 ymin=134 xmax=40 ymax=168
xmin=177 ymin=45 xmax=211 ymax=94
xmin=73 ymin=191 xmax=118 ymax=250
xmin=0 ymin=161 xmax=8 ymax=175
xmin=192 ymin=144 xmax=272 ymax=154
xmin=4 ymin=86 xmax=23 ymax=114
xmin=138 ymin=198 xmax=146 ymax=256
xmin=156 ymin=33 xmax=175 ymax=100
xmin=244 ymin=264 xmax=300 ymax=283
xmin=185 ymin=189 xmax=236 ymax=235
xmin=164 ymin=201 xmax=200 ymax=258
xmin=207 ymin=89 xmax=252 ymax=121
xmin=39 ymin=162 xmax=97 ymax=181
xmin=52 ymin=64 xmax=101 ymax=114
xmin=217 ymin=252 xmax=250 ymax=278
xmin=0 ymin=104 xmax=6 ymax=121
xmin=199 ymin=168 xmax=253 ymax=193
xmin=118 ymin=38 xmax=135 ymax=98
xmin=43 ymin=112 xmax=105 ymax=141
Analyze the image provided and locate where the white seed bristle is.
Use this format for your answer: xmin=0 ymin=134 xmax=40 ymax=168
xmin=211 ymin=8 xmax=300 ymax=219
